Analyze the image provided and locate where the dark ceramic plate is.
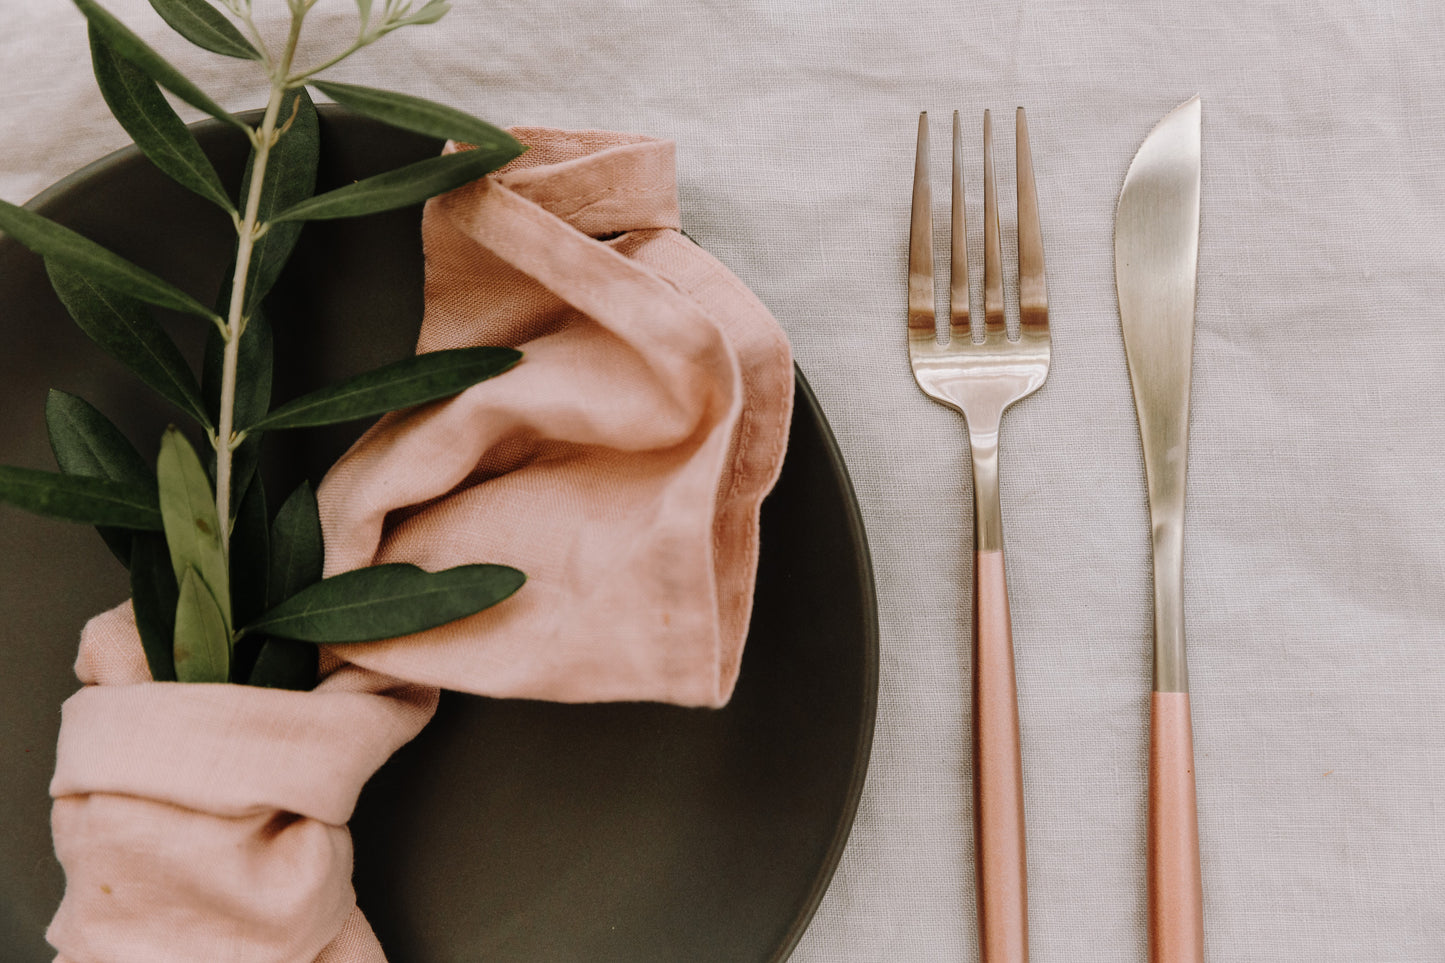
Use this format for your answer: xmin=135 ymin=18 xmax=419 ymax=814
xmin=0 ymin=109 xmax=877 ymax=961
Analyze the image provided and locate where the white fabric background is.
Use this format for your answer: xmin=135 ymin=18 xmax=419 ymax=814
xmin=2 ymin=1 xmax=1443 ymax=960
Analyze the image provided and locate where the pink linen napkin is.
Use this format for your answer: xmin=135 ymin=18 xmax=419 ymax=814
xmin=317 ymin=127 xmax=794 ymax=707
xmin=48 ymin=604 xmax=432 ymax=963
xmin=46 ymin=127 xmax=793 ymax=961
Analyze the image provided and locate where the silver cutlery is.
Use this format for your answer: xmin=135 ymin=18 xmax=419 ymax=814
xmin=1114 ymin=95 xmax=1205 ymax=963
xmin=908 ymin=107 xmax=1048 ymax=963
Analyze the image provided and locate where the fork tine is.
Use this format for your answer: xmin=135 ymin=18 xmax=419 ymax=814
xmin=949 ymin=109 xmax=970 ymax=343
xmin=981 ymin=109 xmax=1006 ymax=340
xmin=1015 ymin=107 xmax=1048 ymax=338
xmin=909 ymin=111 xmax=936 ymax=344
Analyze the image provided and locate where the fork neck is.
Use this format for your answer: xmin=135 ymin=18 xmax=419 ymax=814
xmin=969 ymin=420 xmax=1004 ymax=553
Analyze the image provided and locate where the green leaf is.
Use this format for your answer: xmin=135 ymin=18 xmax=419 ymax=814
xmin=156 ymin=427 xmax=231 ymax=630
xmin=45 ymin=389 xmax=153 ymax=564
xmin=0 ymin=199 xmax=220 ymax=321
xmin=72 ymin=0 xmax=247 ymax=131
xmin=270 ymin=147 xmax=522 ymax=223
xmin=0 ymin=466 xmax=161 ymax=529
xmin=242 ymin=87 xmax=318 ymax=310
xmin=355 ymin=0 xmax=372 ymax=29
xmin=227 ymin=474 xmax=268 ymax=683
xmin=245 ymin=346 xmax=521 ymax=431
xmin=47 ymin=262 xmax=211 ymax=427
xmin=247 ymin=638 xmax=317 ymax=690
xmin=396 ymin=0 xmax=449 ymax=26
xmin=174 ymin=565 xmax=230 ymax=682
xmin=269 ymin=480 xmax=323 ymax=603
xmin=249 ymin=481 xmax=322 ymax=687
xmin=45 ymin=390 xmax=152 ymax=487
xmin=246 ymin=562 xmax=525 ymax=643
xmin=231 ymin=472 xmax=268 ymax=628
xmin=310 ymin=81 xmax=521 ymax=155
xmin=90 ymin=27 xmax=235 ymax=213
xmin=130 ymin=532 xmax=178 ymax=681
xmin=228 ymin=439 xmax=263 ymax=522
xmin=146 ymin=0 xmax=260 ymax=60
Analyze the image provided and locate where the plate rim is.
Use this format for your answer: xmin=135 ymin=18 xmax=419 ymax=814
xmin=769 ymin=369 xmax=879 ymax=961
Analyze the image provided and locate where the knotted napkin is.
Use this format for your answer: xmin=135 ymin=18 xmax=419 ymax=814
xmin=46 ymin=127 xmax=793 ymax=962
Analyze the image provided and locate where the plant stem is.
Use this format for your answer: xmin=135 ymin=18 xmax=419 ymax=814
xmin=214 ymin=85 xmax=282 ymax=545
xmin=214 ymin=13 xmax=306 ymax=550
xmin=234 ymin=9 xmax=273 ymax=71
xmin=286 ymin=36 xmax=369 ymax=85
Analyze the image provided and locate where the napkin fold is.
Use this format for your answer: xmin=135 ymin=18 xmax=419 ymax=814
xmin=46 ymin=127 xmax=792 ymax=961
xmin=48 ymin=604 xmax=432 ymax=963
xmin=317 ymin=127 xmax=793 ymax=707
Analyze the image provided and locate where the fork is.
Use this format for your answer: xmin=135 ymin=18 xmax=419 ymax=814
xmin=908 ymin=107 xmax=1049 ymax=963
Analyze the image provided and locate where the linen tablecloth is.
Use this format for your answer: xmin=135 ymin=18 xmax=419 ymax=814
xmin=2 ymin=1 xmax=1442 ymax=959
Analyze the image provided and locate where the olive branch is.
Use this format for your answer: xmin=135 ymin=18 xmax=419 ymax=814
xmin=0 ymin=0 xmax=528 ymax=689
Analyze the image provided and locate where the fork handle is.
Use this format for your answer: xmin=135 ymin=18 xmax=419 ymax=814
xmin=973 ymin=548 xmax=1029 ymax=963
xmin=1149 ymin=691 xmax=1204 ymax=963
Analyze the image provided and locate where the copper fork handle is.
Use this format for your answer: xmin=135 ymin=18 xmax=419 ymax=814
xmin=1149 ymin=691 xmax=1205 ymax=962
xmin=973 ymin=548 xmax=1029 ymax=963
xmin=908 ymin=109 xmax=1043 ymax=962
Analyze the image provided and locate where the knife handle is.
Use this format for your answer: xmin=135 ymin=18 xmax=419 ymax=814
xmin=972 ymin=549 xmax=1029 ymax=963
xmin=1148 ymin=691 xmax=1204 ymax=963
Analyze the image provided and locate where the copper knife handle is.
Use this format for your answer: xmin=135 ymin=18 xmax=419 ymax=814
xmin=973 ymin=548 xmax=1028 ymax=963
xmin=1148 ymin=691 xmax=1204 ymax=963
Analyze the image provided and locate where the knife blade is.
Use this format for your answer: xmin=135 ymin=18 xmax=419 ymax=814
xmin=1114 ymin=95 xmax=1205 ymax=963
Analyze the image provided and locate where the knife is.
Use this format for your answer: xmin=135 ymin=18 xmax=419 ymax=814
xmin=1114 ymin=95 xmax=1205 ymax=963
